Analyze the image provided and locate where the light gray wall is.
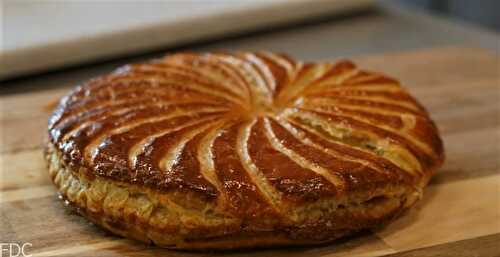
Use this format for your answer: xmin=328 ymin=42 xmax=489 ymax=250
xmin=392 ymin=0 xmax=500 ymax=31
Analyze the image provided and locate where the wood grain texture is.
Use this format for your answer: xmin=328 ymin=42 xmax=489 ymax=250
xmin=0 ymin=47 xmax=499 ymax=256
xmin=375 ymin=175 xmax=500 ymax=251
xmin=382 ymin=233 xmax=500 ymax=257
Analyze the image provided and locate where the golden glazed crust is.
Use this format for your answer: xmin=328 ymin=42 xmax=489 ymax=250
xmin=45 ymin=52 xmax=444 ymax=249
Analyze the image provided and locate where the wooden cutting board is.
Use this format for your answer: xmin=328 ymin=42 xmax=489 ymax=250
xmin=1 ymin=47 xmax=499 ymax=257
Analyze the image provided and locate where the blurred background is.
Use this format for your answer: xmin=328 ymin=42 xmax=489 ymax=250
xmin=395 ymin=0 xmax=499 ymax=31
xmin=1 ymin=0 xmax=499 ymax=83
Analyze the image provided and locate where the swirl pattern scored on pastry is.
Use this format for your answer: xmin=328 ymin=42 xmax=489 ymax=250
xmin=45 ymin=52 xmax=444 ymax=249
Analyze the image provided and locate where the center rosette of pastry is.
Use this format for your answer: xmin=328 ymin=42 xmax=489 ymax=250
xmin=251 ymin=99 xmax=281 ymax=117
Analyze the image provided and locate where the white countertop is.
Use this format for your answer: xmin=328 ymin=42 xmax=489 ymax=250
xmin=1 ymin=0 xmax=373 ymax=80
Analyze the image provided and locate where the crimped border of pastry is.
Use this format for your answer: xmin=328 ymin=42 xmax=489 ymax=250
xmin=45 ymin=141 xmax=426 ymax=250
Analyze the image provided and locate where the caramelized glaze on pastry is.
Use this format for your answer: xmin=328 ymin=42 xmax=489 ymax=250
xmin=45 ymin=52 xmax=444 ymax=249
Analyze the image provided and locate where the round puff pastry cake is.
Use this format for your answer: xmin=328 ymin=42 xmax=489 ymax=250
xmin=45 ymin=51 xmax=444 ymax=249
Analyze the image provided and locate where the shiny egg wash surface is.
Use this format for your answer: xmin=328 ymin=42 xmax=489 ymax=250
xmin=45 ymin=52 xmax=444 ymax=249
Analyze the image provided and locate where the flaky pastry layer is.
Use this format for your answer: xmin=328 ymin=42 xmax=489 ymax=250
xmin=47 ymin=142 xmax=421 ymax=249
